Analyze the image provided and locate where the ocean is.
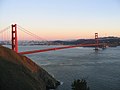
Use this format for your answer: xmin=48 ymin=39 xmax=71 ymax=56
xmin=7 ymin=45 xmax=120 ymax=90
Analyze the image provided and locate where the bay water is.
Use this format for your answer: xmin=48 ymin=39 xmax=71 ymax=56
xmin=7 ymin=45 xmax=120 ymax=90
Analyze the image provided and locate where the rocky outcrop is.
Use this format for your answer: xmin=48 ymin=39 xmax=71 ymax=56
xmin=0 ymin=45 xmax=60 ymax=90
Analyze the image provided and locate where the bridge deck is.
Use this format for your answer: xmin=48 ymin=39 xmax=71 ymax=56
xmin=18 ymin=44 xmax=102 ymax=54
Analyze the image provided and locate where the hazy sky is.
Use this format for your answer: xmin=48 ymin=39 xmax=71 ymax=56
xmin=0 ymin=0 xmax=120 ymax=40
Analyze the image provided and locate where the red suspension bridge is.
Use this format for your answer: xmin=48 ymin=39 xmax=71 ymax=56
xmin=0 ymin=24 xmax=105 ymax=54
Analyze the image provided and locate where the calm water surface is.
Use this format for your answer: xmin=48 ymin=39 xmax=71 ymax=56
xmin=6 ymin=45 xmax=120 ymax=90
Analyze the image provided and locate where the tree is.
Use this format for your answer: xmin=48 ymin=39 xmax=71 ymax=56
xmin=71 ymin=79 xmax=89 ymax=90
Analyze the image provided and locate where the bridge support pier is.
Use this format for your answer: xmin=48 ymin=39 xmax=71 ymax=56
xmin=95 ymin=33 xmax=99 ymax=50
xmin=11 ymin=24 xmax=18 ymax=52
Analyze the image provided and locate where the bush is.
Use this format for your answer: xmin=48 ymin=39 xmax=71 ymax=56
xmin=71 ymin=79 xmax=89 ymax=90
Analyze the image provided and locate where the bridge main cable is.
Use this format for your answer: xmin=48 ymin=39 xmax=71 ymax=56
xmin=0 ymin=26 xmax=10 ymax=33
xmin=18 ymin=25 xmax=48 ymax=42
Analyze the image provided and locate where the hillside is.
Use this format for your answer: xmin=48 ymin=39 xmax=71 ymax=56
xmin=0 ymin=45 xmax=60 ymax=90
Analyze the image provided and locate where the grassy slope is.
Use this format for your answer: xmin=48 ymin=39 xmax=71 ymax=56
xmin=0 ymin=45 xmax=60 ymax=90
xmin=0 ymin=57 xmax=45 ymax=90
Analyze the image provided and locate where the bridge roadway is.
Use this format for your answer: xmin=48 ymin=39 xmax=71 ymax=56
xmin=18 ymin=43 xmax=103 ymax=54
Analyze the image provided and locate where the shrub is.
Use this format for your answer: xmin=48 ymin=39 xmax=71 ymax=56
xmin=71 ymin=79 xmax=89 ymax=90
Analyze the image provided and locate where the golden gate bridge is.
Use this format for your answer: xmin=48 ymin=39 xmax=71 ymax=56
xmin=0 ymin=24 xmax=105 ymax=55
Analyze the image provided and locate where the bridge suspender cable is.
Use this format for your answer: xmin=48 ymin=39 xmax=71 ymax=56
xmin=0 ymin=26 xmax=10 ymax=33
xmin=0 ymin=26 xmax=10 ymax=41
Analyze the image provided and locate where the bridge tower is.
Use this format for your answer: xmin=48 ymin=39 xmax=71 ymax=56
xmin=95 ymin=33 xmax=99 ymax=50
xmin=11 ymin=24 xmax=18 ymax=52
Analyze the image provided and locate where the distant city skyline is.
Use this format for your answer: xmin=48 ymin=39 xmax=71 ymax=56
xmin=0 ymin=0 xmax=120 ymax=40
